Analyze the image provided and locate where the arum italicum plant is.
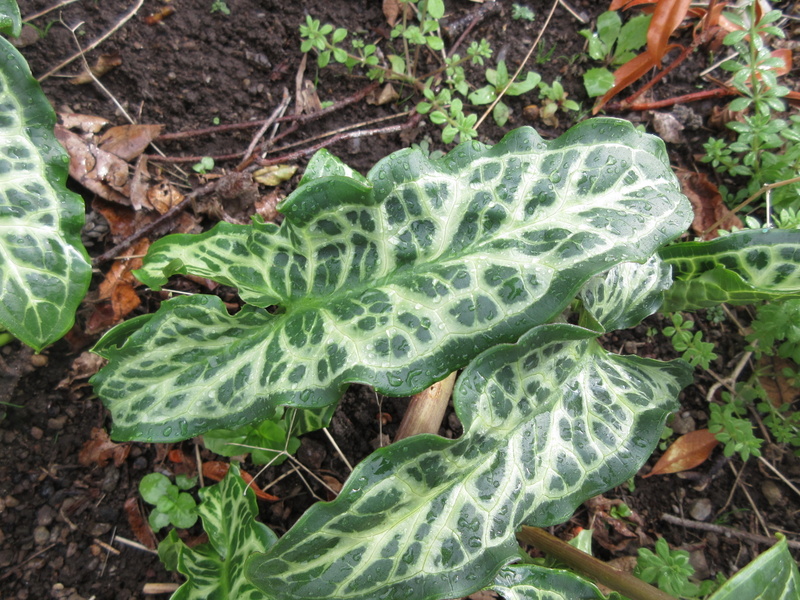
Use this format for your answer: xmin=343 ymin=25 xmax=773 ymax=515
xmin=90 ymin=118 xmax=800 ymax=599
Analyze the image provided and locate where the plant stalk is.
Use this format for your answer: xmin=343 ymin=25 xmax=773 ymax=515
xmin=394 ymin=372 xmax=457 ymax=441
xmin=517 ymin=526 xmax=677 ymax=600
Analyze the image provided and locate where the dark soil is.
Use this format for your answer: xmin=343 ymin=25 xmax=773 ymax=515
xmin=2 ymin=1 xmax=798 ymax=599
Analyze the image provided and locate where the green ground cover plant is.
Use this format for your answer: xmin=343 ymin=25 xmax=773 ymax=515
xmin=139 ymin=472 xmax=199 ymax=532
xmin=90 ymin=118 xmax=800 ymax=599
xmin=0 ymin=0 xmax=91 ymax=351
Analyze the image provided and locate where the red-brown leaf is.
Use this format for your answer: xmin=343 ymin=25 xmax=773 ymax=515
xmin=676 ymin=168 xmax=742 ymax=239
xmin=647 ymin=0 xmax=692 ymax=64
xmin=201 ymin=461 xmax=279 ymax=501
xmin=124 ymin=497 xmax=158 ymax=550
xmin=644 ymin=429 xmax=719 ymax=477
xmin=593 ymin=51 xmax=657 ymax=113
xmin=78 ymin=427 xmax=131 ymax=467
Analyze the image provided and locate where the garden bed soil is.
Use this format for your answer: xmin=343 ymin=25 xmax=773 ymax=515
xmin=2 ymin=1 xmax=799 ymax=599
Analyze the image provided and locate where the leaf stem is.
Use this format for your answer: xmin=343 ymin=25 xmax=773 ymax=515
xmin=516 ymin=526 xmax=678 ymax=600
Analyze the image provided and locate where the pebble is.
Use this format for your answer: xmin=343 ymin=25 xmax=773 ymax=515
xmin=669 ymin=411 xmax=696 ymax=435
xmin=47 ymin=415 xmax=68 ymax=430
xmin=761 ymin=480 xmax=784 ymax=506
xmin=33 ymin=525 xmax=50 ymax=545
xmin=30 ymin=354 xmax=48 ymax=367
xmin=30 ymin=426 xmax=44 ymax=440
xmin=689 ymin=498 xmax=713 ymax=521
xmin=101 ymin=466 xmax=120 ymax=493
xmin=297 ymin=438 xmax=326 ymax=470
xmin=88 ymin=522 xmax=112 ymax=537
xmin=4 ymin=495 xmax=19 ymax=509
xmin=36 ymin=504 xmax=57 ymax=527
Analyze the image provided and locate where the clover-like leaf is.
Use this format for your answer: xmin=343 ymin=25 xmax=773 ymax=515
xmin=490 ymin=564 xmax=605 ymax=600
xmin=660 ymin=230 xmax=800 ymax=311
xmin=92 ymin=118 xmax=692 ymax=442
xmin=245 ymin=324 xmax=692 ymax=600
xmin=0 ymin=35 xmax=91 ymax=351
xmin=579 ymin=255 xmax=672 ymax=332
xmin=708 ymin=536 xmax=799 ymax=600
xmin=157 ymin=464 xmax=277 ymax=600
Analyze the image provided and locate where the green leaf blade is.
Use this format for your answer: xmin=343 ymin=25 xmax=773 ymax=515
xmin=158 ymin=464 xmax=277 ymax=600
xmin=245 ymin=324 xmax=692 ymax=600
xmin=708 ymin=536 xmax=799 ymax=600
xmin=660 ymin=230 xmax=800 ymax=311
xmin=490 ymin=564 xmax=605 ymax=600
xmin=95 ymin=119 xmax=692 ymax=442
xmin=0 ymin=38 xmax=91 ymax=351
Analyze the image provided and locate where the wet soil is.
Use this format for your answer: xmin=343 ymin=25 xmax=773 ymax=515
xmin=2 ymin=1 xmax=799 ymax=598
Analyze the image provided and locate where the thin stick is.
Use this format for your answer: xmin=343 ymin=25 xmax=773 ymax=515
xmin=0 ymin=544 xmax=57 ymax=580
xmin=156 ymin=82 xmax=381 ymax=142
xmin=237 ymin=88 xmax=291 ymax=170
xmin=728 ymin=461 xmax=772 ymax=538
xmin=256 ymin=112 xmax=422 ymax=167
xmin=37 ymin=0 xmax=144 ymax=81
xmin=113 ymin=535 xmax=159 ymax=555
xmin=475 ymin=0 xmax=559 ymax=130
xmin=23 ymin=0 xmax=81 ymax=22
xmin=557 ymin=0 xmax=588 ymax=23
xmin=194 ymin=442 xmax=205 ymax=488
xmin=142 ymin=583 xmax=180 ymax=594
xmin=517 ymin=527 xmax=675 ymax=600
xmin=758 ymin=456 xmax=800 ymax=500
xmin=92 ymin=180 xmax=218 ymax=265
xmin=702 ymin=176 xmax=800 ymax=237
xmin=662 ymin=513 xmax=800 ymax=549
xmin=323 ymin=428 xmax=353 ymax=473
xmin=93 ymin=538 xmax=121 ymax=556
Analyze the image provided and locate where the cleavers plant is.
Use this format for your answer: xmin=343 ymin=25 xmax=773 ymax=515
xmin=91 ymin=118 xmax=800 ymax=599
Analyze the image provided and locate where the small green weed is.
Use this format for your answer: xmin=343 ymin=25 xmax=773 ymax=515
xmin=635 ymin=538 xmax=720 ymax=598
xmin=537 ymin=79 xmax=580 ymax=128
xmin=511 ymin=4 xmax=535 ymax=22
xmin=662 ymin=313 xmax=718 ymax=369
xmin=210 ymin=1 xmax=230 ymax=15
xmin=192 ymin=156 xmax=215 ymax=174
xmin=468 ymin=60 xmax=540 ymax=127
xmin=579 ymin=11 xmax=650 ymax=98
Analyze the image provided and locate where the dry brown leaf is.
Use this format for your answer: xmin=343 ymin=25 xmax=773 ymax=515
xmin=383 ymin=0 xmax=414 ymax=26
xmin=253 ymin=164 xmax=298 ymax=186
xmin=644 ymin=429 xmax=719 ymax=477
xmin=98 ymin=124 xmax=163 ymax=161
xmin=124 ymin=497 xmax=158 ymax=550
xmin=79 ymin=427 xmax=131 ymax=467
xmin=129 ymin=155 xmax=151 ymax=211
xmin=366 ymin=83 xmax=400 ymax=106
xmin=55 ymin=125 xmax=130 ymax=204
xmin=87 ymin=239 xmax=149 ymax=333
xmin=676 ymin=169 xmax=742 ymax=239
xmin=70 ymin=52 xmax=122 ymax=85
xmin=56 ymin=351 xmax=106 ymax=389
xmin=59 ymin=112 xmax=109 ymax=134
xmin=297 ymin=79 xmax=322 ymax=114
xmin=758 ymin=355 xmax=800 ymax=409
xmin=147 ymin=180 xmax=185 ymax=214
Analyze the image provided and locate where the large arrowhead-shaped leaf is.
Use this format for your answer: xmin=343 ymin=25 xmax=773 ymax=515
xmin=579 ymin=255 xmax=672 ymax=332
xmin=708 ymin=536 xmax=799 ymax=600
xmin=660 ymin=230 xmax=800 ymax=311
xmin=92 ymin=118 xmax=692 ymax=442
xmin=157 ymin=464 xmax=277 ymax=600
xmin=489 ymin=565 xmax=605 ymax=600
xmin=245 ymin=323 xmax=692 ymax=600
xmin=0 ymin=36 xmax=91 ymax=351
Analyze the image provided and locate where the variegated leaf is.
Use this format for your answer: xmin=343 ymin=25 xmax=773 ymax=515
xmin=660 ymin=230 xmax=800 ymax=311
xmin=0 ymin=0 xmax=21 ymax=37
xmin=157 ymin=464 xmax=276 ymax=600
xmin=0 ymin=36 xmax=91 ymax=351
xmin=708 ymin=536 xmax=799 ymax=600
xmin=93 ymin=119 xmax=692 ymax=441
xmin=490 ymin=565 xmax=605 ymax=600
xmin=245 ymin=324 xmax=692 ymax=600
xmin=579 ymin=255 xmax=672 ymax=332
